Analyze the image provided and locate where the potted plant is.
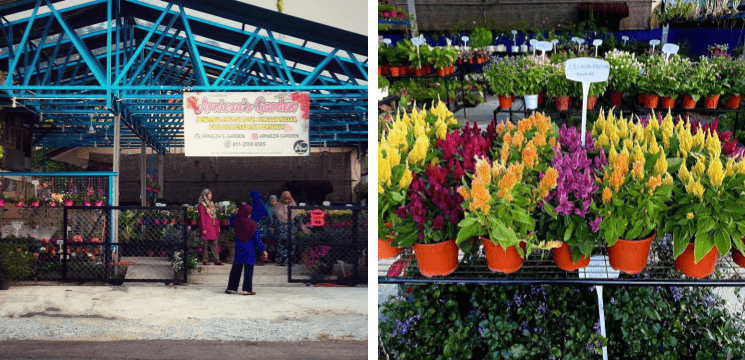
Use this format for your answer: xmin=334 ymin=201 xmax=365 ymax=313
xmin=457 ymin=113 xmax=561 ymax=273
xmin=486 ymin=57 xmax=518 ymax=109
xmin=605 ymin=49 xmax=642 ymax=106
xmin=217 ymin=210 xmax=231 ymax=226
xmin=592 ymin=112 xmax=675 ymax=274
xmin=187 ymin=207 xmax=199 ymax=226
xmin=572 ymin=80 xmax=607 ymax=110
xmin=470 ymin=27 xmax=492 ymax=50
xmin=91 ymin=195 xmax=105 ymax=207
xmin=0 ymin=243 xmax=34 ymax=290
xmin=0 ymin=194 xmax=8 ymax=208
xmin=515 ymin=57 xmax=547 ymax=110
xmin=539 ymin=125 xmax=607 ymax=271
xmin=27 ymin=196 xmax=41 ymax=208
xmin=665 ymin=126 xmax=745 ymax=278
xmin=546 ymin=63 xmax=573 ymax=110
xmin=388 ymin=101 xmax=463 ymax=276
xmin=378 ymin=76 xmax=390 ymax=101
xmin=432 ymin=46 xmax=457 ymax=76
xmin=62 ymin=193 xmax=76 ymax=207
xmin=719 ymin=56 xmax=745 ymax=109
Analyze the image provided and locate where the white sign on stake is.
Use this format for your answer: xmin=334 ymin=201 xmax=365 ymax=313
xmin=565 ymin=57 xmax=610 ymax=148
xmin=551 ymin=39 xmax=559 ymax=51
xmin=511 ymin=30 xmax=517 ymax=46
xmin=461 ymin=36 xmax=469 ymax=48
xmin=383 ymin=38 xmax=392 ymax=47
xmin=576 ymin=38 xmax=586 ymax=52
xmin=411 ymin=38 xmax=423 ymax=68
xmin=183 ymin=92 xmax=310 ymax=157
xmin=579 ymin=255 xmax=620 ymax=360
xmin=530 ymin=39 xmax=538 ymax=55
xmin=621 ymin=35 xmax=629 ymax=45
xmin=593 ymin=39 xmax=603 ymax=57
xmin=662 ymin=43 xmax=679 ymax=60
xmin=536 ymin=41 xmax=552 ymax=58
xmin=649 ymin=39 xmax=660 ymax=53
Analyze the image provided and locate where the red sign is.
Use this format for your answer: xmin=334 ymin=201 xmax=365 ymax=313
xmin=310 ymin=209 xmax=325 ymax=227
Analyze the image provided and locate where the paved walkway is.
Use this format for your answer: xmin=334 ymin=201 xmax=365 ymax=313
xmin=0 ymin=264 xmax=368 ymax=342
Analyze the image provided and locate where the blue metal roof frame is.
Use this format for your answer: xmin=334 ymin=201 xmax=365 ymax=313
xmin=0 ymin=0 xmax=368 ymax=153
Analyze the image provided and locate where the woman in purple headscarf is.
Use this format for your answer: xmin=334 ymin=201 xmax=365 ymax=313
xmin=225 ymin=204 xmax=268 ymax=295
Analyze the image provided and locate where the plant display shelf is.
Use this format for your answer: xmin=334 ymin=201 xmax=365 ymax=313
xmin=378 ymin=20 xmax=412 ymax=26
xmin=379 ymin=95 xmax=399 ymax=107
xmin=493 ymin=97 xmax=637 ymax=126
xmin=378 ymin=234 xmax=745 ymax=286
xmin=385 ymin=71 xmax=468 ymax=117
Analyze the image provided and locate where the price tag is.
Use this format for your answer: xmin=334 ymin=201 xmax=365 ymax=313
xmin=565 ymin=57 xmax=610 ymax=148
xmin=411 ymin=38 xmax=422 ymax=46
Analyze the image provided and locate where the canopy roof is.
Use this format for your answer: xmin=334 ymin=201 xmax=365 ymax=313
xmin=0 ymin=0 xmax=368 ymax=153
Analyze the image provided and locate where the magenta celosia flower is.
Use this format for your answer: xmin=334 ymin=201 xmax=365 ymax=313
xmin=590 ymin=217 xmax=602 ymax=233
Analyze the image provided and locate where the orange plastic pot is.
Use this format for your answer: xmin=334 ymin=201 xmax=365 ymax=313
xmin=675 ymin=243 xmax=718 ymax=278
xmin=682 ymin=94 xmax=696 ymax=109
xmin=733 ymin=247 xmax=745 ymax=268
xmin=660 ymin=96 xmax=675 ymax=109
xmin=586 ymin=96 xmax=598 ymax=110
xmin=389 ymin=66 xmax=401 ymax=77
xmin=555 ymin=96 xmax=571 ymax=111
xmin=609 ymin=92 xmax=623 ymax=106
xmin=638 ymin=93 xmax=648 ymax=105
xmin=726 ymin=95 xmax=742 ymax=109
xmin=552 ymin=242 xmax=591 ymax=271
xmin=381 ymin=65 xmax=390 ymax=75
xmin=482 ymin=237 xmax=525 ymax=274
xmin=607 ymin=231 xmax=655 ymax=274
xmin=378 ymin=67 xmax=382 ymax=76
xmin=645 ymin=94 xmax=659 ymax=108
xmin=414 ymin=67 xmax=427 ymax=76
xmin=704 ymin=94 xmax=720 ymax=109
xmin=378 ymin=237 xmax=402 ymax=259
xmin=498 ymin=95 xmax=514 ymax=109
xmin=413 ymin=239 xmax=458 ymax=277
xmin=436 ymin=67 xmax=448 ymax=76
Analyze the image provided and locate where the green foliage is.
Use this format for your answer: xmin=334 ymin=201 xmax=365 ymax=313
xmin=378 ymin=76 xmax=389 ymax=90
xmin=485 ymin=57 xmax=518 ymax=96
xmin=379 ymin=283 xmax=745 ymax=359
xmin=654 ymin=0 xmax=700 ymax=26
xmin=546 ymin=63 xmax=572 ymax=98
xmin=470 ymin=27 xmax=493 ymax=48
xmin=0 ymin=243 xmax=34 ymax=279
xmin=430 ymin=46 xmax=457 ymax=69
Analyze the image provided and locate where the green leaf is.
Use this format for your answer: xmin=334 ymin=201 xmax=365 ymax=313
xmin=694 ymin=231 xmax=715 ymax=263
xmin=456 ymin=221 xmax=481 ymax=245
xmin=564 ymin=220 xmax=576 ymax=241
xmin=666 ymin=157 xmax=683 ymax=173
xmin=673 ymin=228 xmax=689 ymax=259
xmin=390 ymin=164 xmax=406 ymax=185
xmin=697 ymin=216 xmax=715 ymax=234
xmin=543 ymin=202 xmax=557 ymax=218
xmin=713 ymin=229 xmax=731 ymax=257
xmin=513 ymin=208 xmax=534 ymax=227
xmin=390 ymin=191 xmax=405 ymax=203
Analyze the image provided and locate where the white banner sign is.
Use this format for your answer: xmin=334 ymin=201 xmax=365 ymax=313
xmin=183 ymin=92 xmax=310 ymax=157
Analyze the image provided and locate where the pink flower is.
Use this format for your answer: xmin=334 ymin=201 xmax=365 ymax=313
xmin=33 ymin=253 xmax=39 ymax=258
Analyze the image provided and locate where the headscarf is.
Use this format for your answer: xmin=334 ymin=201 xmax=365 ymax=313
xmin=198 ymin=189 xmax=216 ymax=218
xmin=266 ymin=195 xmax=278 ymax=218
xmin=249 ymin=190 xmax=269 ymax=222
xmin=234 ymin=204 xmax=258 ymax=242
xmin=274 ymin=191 xmax=297 ymax=223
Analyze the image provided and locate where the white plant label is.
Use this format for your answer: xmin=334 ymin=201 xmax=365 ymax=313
xmin=411 ymin=38 xmax=422 ymax=67
xmin=593 ymin=39 xmax=602 ymax=56
xmin=621 ymin=35 xmax=629 ymax=45
xmin=565 ymin=58 xmax=610 ymax=148
xmin=650 ymin=39 xmax=660 ymax=53
xmin=446 ymin=38 xmax=452 ymax=46
xmin=383 ymin=38 xmax=392 ymax=46
xmin=662 ymin=43 xmax=679 ymax=60
xmin=551 ymin=39 xmax=559 ymax=51
xmin=536 ymin=41 xmax=552 ymax=58
xmin=511 ymin=30 xmax=517 ymax=45
xmin=576 ymin=38 xmax=585 ymax=52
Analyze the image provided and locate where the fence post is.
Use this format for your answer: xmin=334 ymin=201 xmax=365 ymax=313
xmin=287 ymin=206 xmax=293 ymax=282
xmin=182 ymin=206 xmax=188 ymax=283
xmin=352 ymin=207 xmax=360 ymax=280
xmin=63 ymin=206 xmax=68 ymax=282
xmin=105 ymin=206 xmax=112 ymax=283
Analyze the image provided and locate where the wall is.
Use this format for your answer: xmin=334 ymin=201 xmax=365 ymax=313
xmin=116 ymin=150 xmax=360 ymax=205
xmin=387 ymin=0 xmax=654 ymax=31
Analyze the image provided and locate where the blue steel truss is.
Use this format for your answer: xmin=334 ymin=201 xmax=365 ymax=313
xmin=0 ymin=0 xmax=368 ymax=153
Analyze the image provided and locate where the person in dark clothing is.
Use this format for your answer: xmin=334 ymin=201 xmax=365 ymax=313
xmin=225 ymin=204 xmax=267 ymax=295
xmin=249 ymin=190 xmax=270 ymax=265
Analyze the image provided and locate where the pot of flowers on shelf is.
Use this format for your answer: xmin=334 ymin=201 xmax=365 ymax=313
xmin=717 ymin=55 xmax=745 ymax=109
xmin=657 ymin=54 xmax=687 ymax=109
xmin=386 ymin=100 xmax=463 ymax=276
xmin=665 ymin=120 xmax=745 ymax=278
xmin=187 ymin=207 xmax=199 ymax=226
xmin=62 ymin=193 xmax=76 ymax=207
xmin=457 ymin=113 xmax=561 ymax=273
xmin=91 ymin=195 xmax=105 ymax=207
xmin=539 ymin=125 xmax=607 ymax=271
xmin=546 ymin=63 xmax=572 ymax=111
xmin=0 ymin=194 xmax=7 ymax=208
xmin=218 ymin=210 xmax=231 ymax=227
xmin=592 ymin=111 xmax=676 ymax=274
xmin=515 ymin=56 xmax=547 ymax=111
xmin=572 ymin=80 xmax=606 ymax=110
xmin=27 ymin=197 xmax=41 ymax=208
xmin=469 ymin=27 xmax=492 ymax=63
xmin=431 ymin=46 xmax=457 ymax=76
xmin=485 ymin=57 xmax=517 ymax=109
xmin=605 ymin=49 xmax=642 ymax=107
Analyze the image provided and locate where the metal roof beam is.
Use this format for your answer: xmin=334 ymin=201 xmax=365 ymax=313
xmin=176 ymin=0 xmax=207 ymax=86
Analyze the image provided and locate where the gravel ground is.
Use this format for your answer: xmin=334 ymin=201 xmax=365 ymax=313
xmin=0 ymin=316 xmax=366 ymax=342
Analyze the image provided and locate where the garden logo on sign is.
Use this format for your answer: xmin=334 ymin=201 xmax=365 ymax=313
xmin=184 ymin=92 xmax=310 ymax=157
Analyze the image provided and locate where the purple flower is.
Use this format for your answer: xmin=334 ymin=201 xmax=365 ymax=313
xmin=590 ymin=217 xmax=602 ymax=233
xmin=432 ymin=215 xmax=445 ymax=230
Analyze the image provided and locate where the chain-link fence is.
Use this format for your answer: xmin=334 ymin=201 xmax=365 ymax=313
xmin=61 ymin=206 xmax=189 ymax=284
xmin=287 ymin=206 xmax=367 ymax=285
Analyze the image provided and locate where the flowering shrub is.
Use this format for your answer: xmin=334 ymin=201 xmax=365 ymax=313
xmin=539 ymin=124 xmax=607 ymax=260
xmin=604 ymin=49 xmax=643 ymax=93
xmin=457 ymin=114 xmax=561 ymax=257
xmin=485 ymin=57 xmax=519 ymax=96
xmin=592 ymin=111 xmax=675 ymax=244
xmin=302 ymin=245 xmax=330 ymax=273
xmin=0 ymin=243 xmax=34 ymax=279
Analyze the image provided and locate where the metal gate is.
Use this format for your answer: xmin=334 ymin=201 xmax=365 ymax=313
xmin=286 ymin=205 xmax=367 ymax=285
xmin=63 ymin=206 xmax=188 ymax=285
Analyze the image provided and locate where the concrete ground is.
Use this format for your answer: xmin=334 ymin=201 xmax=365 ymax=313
xmin=0 ymin=264 xmax=368 ymax=342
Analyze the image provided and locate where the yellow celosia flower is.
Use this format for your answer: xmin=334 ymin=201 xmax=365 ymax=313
xmin=602 ymin=187 xmax=613 ymax=204
xmin=705 ymin=130 xmax=722 ymax=158
xmin=389 ymin=148 xmax=401 ymax=167
xmin=687 ymin=212 xmax=694 ymax=220
xmin=475 ymin=157 xmax=492 ymax=184
xmin=648 ymin=136 xmax=660 ymax=155
xmin=522 ymin=141 xmax=538 ymax=168
xmin=692 ymin=156 xmax=706 ymax=178
xmin=458 ymin=186 xmax=471 ymax=202
xmin=378 ymin=184 xmax=384 ymax=194
xmin=401 ymin=111 xmax=411 ymax=127
xmin=679 ymin=162 xmax=691 ymax=183
xmin=536 ymin=113 xmax=551 ymax=135
xmin=492 ymin=161 xmax=506 ymax=179
xmin=537 ymin=168 xmax=559 ymax=198
xmin=609 ymin=145 xmax=618 ymax=164
xmin=735 ymin=160 xmax=745 ymax=175
xmin=610 ymin=132 xmax=620 ymax=148
xmin=435 ymin=119 xmax=447 ymax=140
xmin=408 ymin=136 xmax=429 ymax=165
xmin=399 ymin=162 xmax=413 ymax=188
xmin=646 ymin=176 xmax=662 ymax=195
xmin=503 ymin=132 xmax=512 ymax=148
xmin=379 ymin=157 xmax=392 ymax=186
xmin=654 ymin=155 xmax=668 ymax=176
xmin=646 ymin=116 xmax=660 ymax=132
xmin=707 ymin=157 xmax=725 ymax=187
xmin=662 ymin=172 xmax=673 ymax=186
xmin=726 ymin=157 xmax=735 ymax=177
xmin=691 ymin=179 xmax=704 ymax=199
xmin=661 ymin=112 xmax=674 ymax=147
xmin=692 ymin=127 xmax=705 ymax=149
xmin=517 ymin=118 xmax=531 ymax=133
xmin=623 ymin=139 xmax=633 ymax=152
xmin=618 ymin=117 xmax=629 ymax=139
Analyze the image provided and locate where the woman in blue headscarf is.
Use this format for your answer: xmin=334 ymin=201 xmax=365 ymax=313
xmin=249 ymin=190 xmax=270 ymax=265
